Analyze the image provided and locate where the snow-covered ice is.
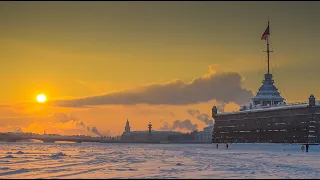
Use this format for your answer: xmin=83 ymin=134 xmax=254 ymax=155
xmin=0 ymin=142 xmax=319 ymax=179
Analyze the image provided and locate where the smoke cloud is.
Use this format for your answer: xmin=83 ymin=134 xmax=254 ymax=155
xmin=160 ymin=119 xmax=198 ymax=131
xmin=52 ymin=113 xmax=103 ymax=137
xmin=14 ymin=127 xmax=24 ymax=133
xmin=159 ymin=121 xmax=170 ymax=131
xmin=187 ymin=109 xmax=213 ymax=126
xmin=171 ymin=119 xmax=198 ymax=131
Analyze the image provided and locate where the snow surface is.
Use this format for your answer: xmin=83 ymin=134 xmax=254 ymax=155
xmin=0 ymin=142 xmax=319 ymax=179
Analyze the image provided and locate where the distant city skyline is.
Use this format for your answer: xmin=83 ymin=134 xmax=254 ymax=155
xmin=1 ymin=1 xmax=319 ymax=136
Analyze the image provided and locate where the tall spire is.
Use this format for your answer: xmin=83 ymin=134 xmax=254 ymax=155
xmin=252 ymin=20 xmax=284 ymax=107
xmin=125 ymin=119 xmax=130 ymax=133
xmin=267 ymin=20 xmax=270 ymax=74
xmin=261 ymin=19 xmax=272 ymax=74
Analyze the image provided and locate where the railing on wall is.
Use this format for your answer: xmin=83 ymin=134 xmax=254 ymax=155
xmin=240 ymin=101 xmax=313 ymax=111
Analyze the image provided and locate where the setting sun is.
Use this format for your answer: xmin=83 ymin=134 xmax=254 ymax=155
xmin=36 ymin=94 xmax=47 ymax=103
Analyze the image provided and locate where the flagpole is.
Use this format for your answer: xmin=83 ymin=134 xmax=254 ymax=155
xmin=267 ymin=21 xmax=270 ymax=74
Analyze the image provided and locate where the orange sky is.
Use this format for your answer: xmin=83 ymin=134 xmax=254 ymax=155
xmin=1 ymin=2 xmax=319 ymax=136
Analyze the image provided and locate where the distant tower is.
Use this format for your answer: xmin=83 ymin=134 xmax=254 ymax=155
xmin=125 ymin=119 xmax=131 ymax=133
xmin=148 ymin=122 xmax=152 ymax=140
xmin=309 ymin=94 xmax=316 ymax=107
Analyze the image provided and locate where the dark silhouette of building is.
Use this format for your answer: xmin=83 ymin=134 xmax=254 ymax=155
xmin=212 ymin=22 xmax=320 ymax=144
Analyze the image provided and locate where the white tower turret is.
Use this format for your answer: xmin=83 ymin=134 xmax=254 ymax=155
xmin=125 ymin=119 xmax=131 ymax=133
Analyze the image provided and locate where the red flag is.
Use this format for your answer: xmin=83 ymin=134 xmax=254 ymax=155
xmin=261 ymin=25 xmax=270 ymax=40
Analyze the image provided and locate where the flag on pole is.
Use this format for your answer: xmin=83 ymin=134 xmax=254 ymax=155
xmin=261 ymin=25 xmax=270 ymax=40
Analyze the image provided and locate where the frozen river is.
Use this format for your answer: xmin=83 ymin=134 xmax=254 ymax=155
xmin=0 ymin=142 xmax=319 ymax=179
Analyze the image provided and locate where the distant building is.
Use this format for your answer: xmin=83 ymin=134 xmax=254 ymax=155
xmin=121 ymin=120 xmax=184 ymax=141
xmin=122 ymin=130 xmax=184 ymax=141
xmin=212 ymin=23 xmax=320 ymax=143
xmin=167 ymin=131 xmax=196 ymax=142
xmin=167 ymin=126 xmax=213 ymax=143
xmin=120 ymin=120 xmax=213 ymax=143
xmin=195 ymin=126 xmax=213 ymax=142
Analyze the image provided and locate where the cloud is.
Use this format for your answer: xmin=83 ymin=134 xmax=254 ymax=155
xmin=187 ymin=109 xmax=200 ymax=116
xmin=53 ymin=65 xmax=253 ymax=107
xmin=16 ymin=127 xmax=24 ymax=133
xmin=51 ymin=113 xmax=103 ymax=137
xmin=90 ymin=127 xmax=102 ymax=137
xmin=159 ymin=121 xmax=170 ymax=131
xmin=52 ymin=113 xmax=69 ymax=123
xmin=11 ymin=126 xmax=24 ymax=133
xmin=197 ymin=114 xmax=213 ymax=126
xmin=187 ymin=109 xmax=213 ymax=126
xmin=213 ymin=102 xmax=227 ymax=113
xmin=160 ymin=119 xmax=198 ymax=132
xmin=223 ymin=102 xmax=240 ymax=112
xmin=171 ymin=119 xmax=198 ymax=131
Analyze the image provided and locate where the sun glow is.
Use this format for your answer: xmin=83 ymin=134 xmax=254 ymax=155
xmin=36 ymin=94 xmax=47 ymax=103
